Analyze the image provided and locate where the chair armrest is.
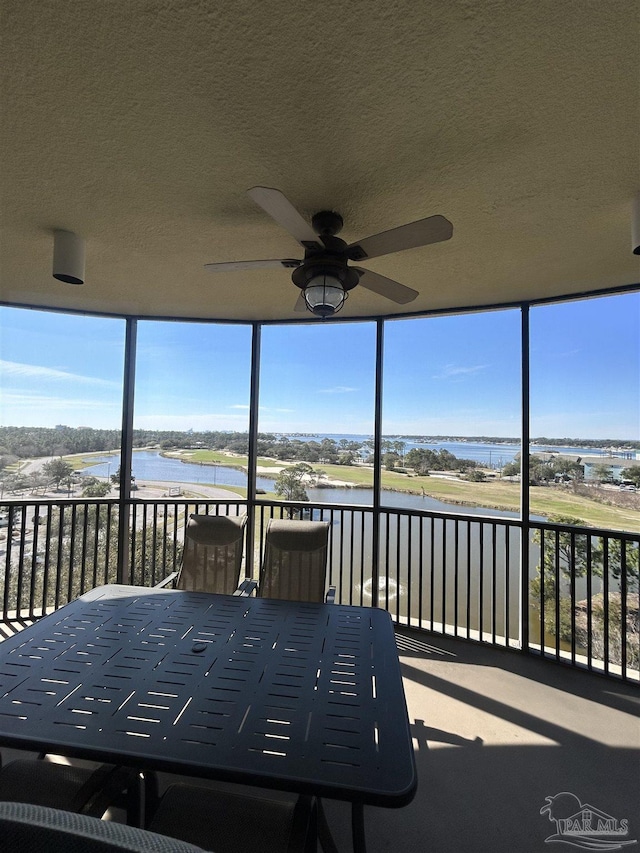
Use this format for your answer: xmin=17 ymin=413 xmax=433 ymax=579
xmin=325 ymin=586 xmax=336 ymax=604
xmin=154 ymin=572 xmax=178 ymax=588
xmin=234 ymin=578 xmax=258 ymax=597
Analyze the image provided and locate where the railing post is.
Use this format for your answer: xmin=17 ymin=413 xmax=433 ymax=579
xmin=372 ymin=319 xmax=384 ymax=608
xmin=246 ymin=322 xmax=261 ymax=580
xmin=520 ymin=304 xmax=531 ymax=652
xmin=117 ymin=317 xmax=137 ymax=584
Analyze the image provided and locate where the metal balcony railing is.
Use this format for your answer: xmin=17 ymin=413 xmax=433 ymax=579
xmin=1 ymin=497 xmax=638 ymax=682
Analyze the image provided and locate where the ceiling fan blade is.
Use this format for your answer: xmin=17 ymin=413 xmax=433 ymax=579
xmin=294 ymin=292 xmax=307 ymax=312
xmin=355 ymin=269 xmax=419 ymax=304
xmin=347 ymin=215 xmax=453 ymax=261
xmin=204 ymin=259 xmax=301 ymax=272
xmin=247 ymin=186 xmax=322 ymax=249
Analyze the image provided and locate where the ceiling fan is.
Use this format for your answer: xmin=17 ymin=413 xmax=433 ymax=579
xmin=205 ymin=187 xmax=453 ymax=317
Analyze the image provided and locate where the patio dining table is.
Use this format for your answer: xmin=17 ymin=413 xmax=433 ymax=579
xmin=0 ymin=584 xmax=416 ymax=852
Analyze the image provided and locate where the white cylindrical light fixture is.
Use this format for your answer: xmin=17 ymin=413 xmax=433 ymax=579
xmin=303 ymin=273 xmax=347 ymax=318
xmin=632 ymin=192 xmax=640 ymax=256
xmin=53 ymin=229 xmax=86 ymax=284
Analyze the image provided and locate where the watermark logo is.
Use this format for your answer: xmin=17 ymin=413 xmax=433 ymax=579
xmin=541 ymin=792 xmax=636 ymax=850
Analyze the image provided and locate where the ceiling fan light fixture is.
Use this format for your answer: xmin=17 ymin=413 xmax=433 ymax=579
xmin=206 ymin=188 xmax=452 ymax=313
xmin=303 ymin=273 xmax=347 ymax=318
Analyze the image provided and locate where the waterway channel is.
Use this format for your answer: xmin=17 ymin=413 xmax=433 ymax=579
xmin=83 ymin=450 xmax=520 ymax=517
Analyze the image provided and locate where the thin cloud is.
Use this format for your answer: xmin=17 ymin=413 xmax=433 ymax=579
xmin=531 ymin=344 xmax=581 ymax=358
xmin=556 ymin=348 xmax=581 ymax=358
xmin=433 ymin=363 xmax=489 ymax=380
xmin=228 ymin=404 xmax=250 ymax=410
xmin=318 ymin=385 xmax=358 ymax=394
xmin=0 ymin=359 xmax=119 ymax=388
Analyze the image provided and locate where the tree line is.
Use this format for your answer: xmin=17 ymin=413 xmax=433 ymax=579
xmin=0 ymin=427 xmax=367 ymax=467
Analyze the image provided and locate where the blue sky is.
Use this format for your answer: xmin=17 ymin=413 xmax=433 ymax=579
xmin=0 ymin=291 xmax=638 ymax=440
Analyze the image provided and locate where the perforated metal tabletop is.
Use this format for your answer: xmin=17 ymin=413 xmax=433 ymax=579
xmin=0 ymin=585 xmax=416 ymax=811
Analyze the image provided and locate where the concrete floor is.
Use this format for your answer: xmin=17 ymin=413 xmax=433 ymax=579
xmin=318 ymin=628 xmax=640 ymax=853
xmin=1 ymin=627 xmax=638 ymax=852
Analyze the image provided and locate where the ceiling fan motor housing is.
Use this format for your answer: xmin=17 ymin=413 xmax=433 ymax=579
xmin=291 ymin=230 xmax=360 ymax=292
xmin=291 ymin=259 xmax=360 ymax=292
xmin=311 ymin=210 xmax=344 ymax=237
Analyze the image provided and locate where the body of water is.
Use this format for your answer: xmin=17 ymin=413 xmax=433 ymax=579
xmin=83 ymin=449 xmax=524 ymax=519
xmin=83 ymin=437 xmax=632 ymax=492
xmin=83 ymin=451 xmax=274 ymax=493
xmin=280 ymin=434 xmax=521 ymax=466
xmin=306 ymin=485 xmax=521 ymax=519
xmin=274 ymin=434 xmax=631 ymax=467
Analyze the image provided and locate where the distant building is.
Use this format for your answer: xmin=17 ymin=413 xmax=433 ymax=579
xmin=581 ymin=456 xmax=640 ymax=482
xmin=535 ymin=452 xmax=640 ymax=482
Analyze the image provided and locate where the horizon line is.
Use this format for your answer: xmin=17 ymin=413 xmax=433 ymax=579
xmin=0 ymin=425 xmax=638 ymax=445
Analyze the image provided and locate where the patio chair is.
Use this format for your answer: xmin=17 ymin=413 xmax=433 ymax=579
xmin=257 ymin=519 xmax=335 ymax=603
xmin=156 ymin=513 xmax=251 ymax=595
xmin=147 ymin=783 xmax=317 ymax=853
xmin=0 ymin=755 xmax=144 ymax=824
xmin=0 ymin=801 xmax=208 ymax=852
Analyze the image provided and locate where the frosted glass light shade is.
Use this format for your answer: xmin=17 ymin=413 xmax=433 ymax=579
xmin=303 ymin=274 xmax=347 ymax=318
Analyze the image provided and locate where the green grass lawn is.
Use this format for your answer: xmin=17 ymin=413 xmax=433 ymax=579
xmin=163 ymin=449 xmax=249 ymax=467
xmin=312 ymin=464 xmax=640 ymax=531
xmin=315 ymin=463 xmax=375 ymax=486
xmin=163 ymin=449 xmax=284 ymax=469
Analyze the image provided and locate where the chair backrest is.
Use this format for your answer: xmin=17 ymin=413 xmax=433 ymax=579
xmin=259 ymin=519 xmax=330 ymax=602
xmin=0 ymin=801 xmax=207 ymax=852
xmin=177 ymin=513 xmax=247 ymax=594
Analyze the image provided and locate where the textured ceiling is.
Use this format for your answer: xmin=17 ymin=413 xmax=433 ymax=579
xmin=0 ymin=1 xmax=638 ymax=322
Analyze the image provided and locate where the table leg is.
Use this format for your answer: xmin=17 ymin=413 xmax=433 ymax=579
xmin=351 ymin=803 xmax=366 ymax=853
xmin=317 ymin=798 xmax=340 ymax=853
